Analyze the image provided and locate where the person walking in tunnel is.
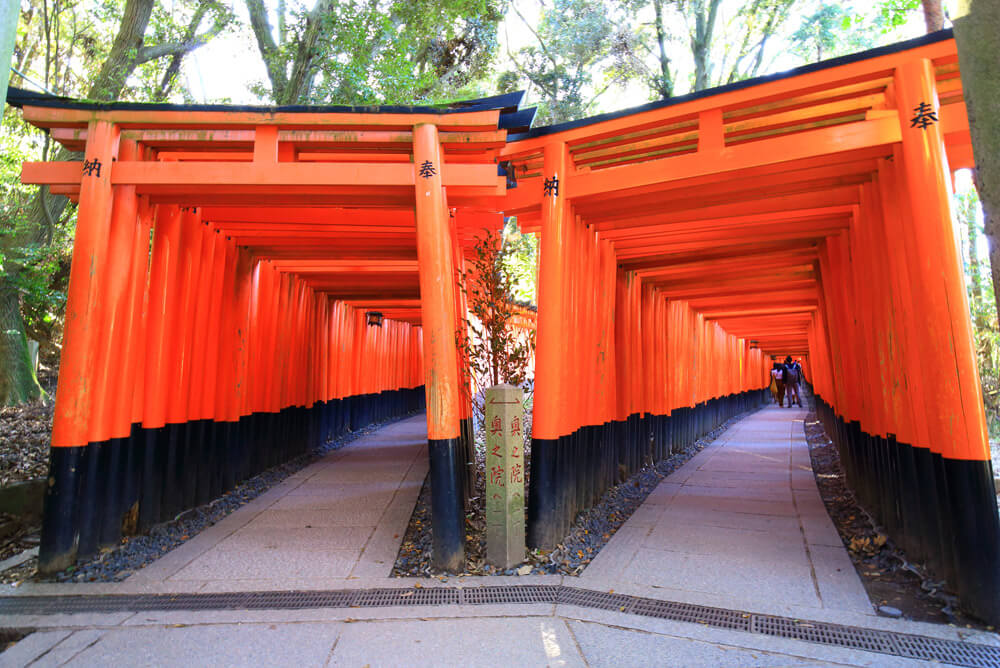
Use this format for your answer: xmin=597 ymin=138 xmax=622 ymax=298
xmin=770 ymin=362 xmax=786 ymax=407
xmin=783 ymin=356 xmax=802 ymax=407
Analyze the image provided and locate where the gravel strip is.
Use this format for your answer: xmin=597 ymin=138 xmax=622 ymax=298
xmin=393 ymin=408 xmax=758 ymax=577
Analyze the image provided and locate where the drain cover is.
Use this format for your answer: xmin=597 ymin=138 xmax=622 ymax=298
xmin=1 ymin=585 xmax=997 ymax=667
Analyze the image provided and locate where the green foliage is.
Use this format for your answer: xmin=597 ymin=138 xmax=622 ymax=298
xmin=499 ymin=0 xmax=625 ymax=123
xmin=500 ymin=218 xmax=538 ymax=305
xmin=876 ymin=0 xmax=922 ymax=31
xmin=248 ymin=0 xmax=505 ymax=105
xmin=4 ymin=229 xmax=73 ymax=347
xmin=456 ymin=227 xmax=536 ymax=433
xmin=2 ymin=0 xmax=231 ymax=405
xmin=457 ymin=228 xmax=535 ymax=390
xmin=0 ymin=112 xmax=74 ymax=352
xmin=790 ymin=1 xmax=922 ymax=63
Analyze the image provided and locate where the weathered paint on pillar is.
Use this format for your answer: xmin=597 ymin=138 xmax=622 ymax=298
xmin=413 ymin=122 xmax=464 ymax=571
xmin=485 ymin=384 xmax=525 ymax=569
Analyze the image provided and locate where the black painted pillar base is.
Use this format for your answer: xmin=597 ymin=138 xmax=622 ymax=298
xmin=459 ymin=417 xmax=475 ymax=509
xmin=527 ymin=436 xmax=558 ymax=549
xmin=943 ymin=457 xmax=1000 ymax=625
xmin=38 ymin=446 xmax=84 ymax=575
xmin=429 ymin=437 xmax=465 ymax=571
xmin=814 ymin=393 xmax=1000 ymax=626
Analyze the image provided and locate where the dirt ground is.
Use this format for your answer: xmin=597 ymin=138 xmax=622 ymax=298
xmin=803 ymin=413 xmax=993 ymax=631
xmin=0 ymin=355 xmax=54 ymax=582
xmin=0 ymin=402 xmax=52 ymax=488
xmin=0 ymin=351 xmax=58 ymax=488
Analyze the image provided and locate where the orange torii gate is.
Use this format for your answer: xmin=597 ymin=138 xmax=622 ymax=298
xmin=10 ymin=29 xmax=1000 ymax=623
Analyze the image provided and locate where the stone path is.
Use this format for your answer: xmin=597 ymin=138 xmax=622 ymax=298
xmin=4 ymin=406 xmax=999 ymax=666
xmin=124 ymin=414 xmax=428 ymax=591
xmin=580 ymin=404 xmax=872 ymax=621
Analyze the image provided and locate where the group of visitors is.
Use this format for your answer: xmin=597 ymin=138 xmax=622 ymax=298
xmin=769 ymin=356 xmax=803 ymax=407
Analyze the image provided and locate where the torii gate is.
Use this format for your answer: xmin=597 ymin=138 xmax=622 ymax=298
xmin=10 ymin=29 xmax=1000 ymax=624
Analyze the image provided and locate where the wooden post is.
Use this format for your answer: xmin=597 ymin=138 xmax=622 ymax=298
xmin=413 ymin=123 xmax=464 ymax=571
xmin=895 ymin=57 xmax=1000 ymax=625
xmin=528 ymin=140 xmax=569 ymax=549
xmin=40 ymin=119 xmax=118 ymax=574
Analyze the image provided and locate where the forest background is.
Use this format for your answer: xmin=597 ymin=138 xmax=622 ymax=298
xmin=2 ymin=0 xmax=999 ymax=446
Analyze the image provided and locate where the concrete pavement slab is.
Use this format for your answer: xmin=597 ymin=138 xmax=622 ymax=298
xmin=567 ymin=618 xmax=840 ymax=667
xmin=659 ymin=506 xmax=804 ymax=535
xmin=809 ymin=544 xmax=874 ymax=614
xmin=620 ymin=547 xmax=821 ymax=608
xmin=220 ymin=526 xmax=374 ymax=551
xmin=268 ymin=490 xmax=397 ymax=512
xmin=243 ymin=507 xmax=387 ymax=528
xmin=579 ymin=526 xmax=645 ymax=580
xmin=63 ymin=622 xmax=343 ymax=667
xmin=642 ymin=522 xmax=807 ymax=559
xmin=329 ymin=616 xmax=586 ymax=667
xmin=29 ymin=629 xmax=106 ymax=667
xmin=167 ymin=546 xmax=361 ymax=581
xmin=0 ymin=630 xmax=71 ymax=667
xmin=120 ymin=415 xmax=429 ymax=589
xmin=557 ymin=605 xmax=929 ymax=667
xmin=586 ymin=405 xmax=871 ymax=621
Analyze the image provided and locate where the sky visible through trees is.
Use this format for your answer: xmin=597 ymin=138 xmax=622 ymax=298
xmin=178 ymin=0 xmax=934 ymax=118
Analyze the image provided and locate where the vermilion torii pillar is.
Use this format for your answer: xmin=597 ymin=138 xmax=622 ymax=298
xmin=894 ymin=57 xmax=1000 ymax=624
xmin=40 ymin=119 xmax=118 ymax=573
xmin=413 ymin=123 xmax=465 ymax=571
xmin=528 ymin=141 xmax=568 ymax=549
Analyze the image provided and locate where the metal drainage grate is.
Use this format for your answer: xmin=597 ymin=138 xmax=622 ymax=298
xmin=354 ymin=587 xmax=459 ymax=607
xmin=892 ymin=632 xmax=1000 ymax=668
xmin=2 ymin=586 xmax=1000 ymax=667
xmin=753 ymin=615 xmax=894 ymax=654
xmin=558 ymin=587 xmax=634 ymax=613
xmin=243 ymin=590 xmax=355 ymax=610
xmin=632 ymin=597 xmax=752 ymax=632
xmin=462 ymin=585 xmax=557 ymax=605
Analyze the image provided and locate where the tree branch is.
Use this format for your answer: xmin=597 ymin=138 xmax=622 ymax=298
xmin=511 ymin=0 xmax=560 ymax=71
xmin=136 ymin=32 xmax=212 ymax=64
xmin=244 ymin=0 xmax=288 ymax=100
xmin=284 ymin=0 xmax=333 ymax=104
xmin=152 ymin=0 xmax=231 ymax=100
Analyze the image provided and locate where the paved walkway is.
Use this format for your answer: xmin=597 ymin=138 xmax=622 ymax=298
xmin=127 ymin=414 xmax=429 ymax=590
xmin=4 ymin=406 xmax=999 ymax=667
xmin=580 ymin=404 xmax=871 ymax=621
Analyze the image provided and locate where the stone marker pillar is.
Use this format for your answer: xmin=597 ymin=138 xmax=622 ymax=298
xmin=485 ymin=383 xmax=526 ymax=569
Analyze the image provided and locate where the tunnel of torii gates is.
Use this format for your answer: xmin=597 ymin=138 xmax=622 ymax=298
xmin=8 ymin=29 xmax=1000 ymax=622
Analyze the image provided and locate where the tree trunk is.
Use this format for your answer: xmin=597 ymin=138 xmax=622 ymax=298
xmin=2 ymin=0 xmax=155 ymax=406
xmin=0 ymin=279 xmax=44 ymax=405
xmin=245 ymin=0 xmax=288 ymax=102
xmin=652 ymin=0 xmax=673 ymax=98
xmin=86 ymin=0 xmax=154 ymax=99
xmin=954 ymin=1 xmax=1000 ymax=330
xmin=922 ymin=0 xmax=945 ymax=32
xmin=691 ymin=0 xmax=722 ymax=91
